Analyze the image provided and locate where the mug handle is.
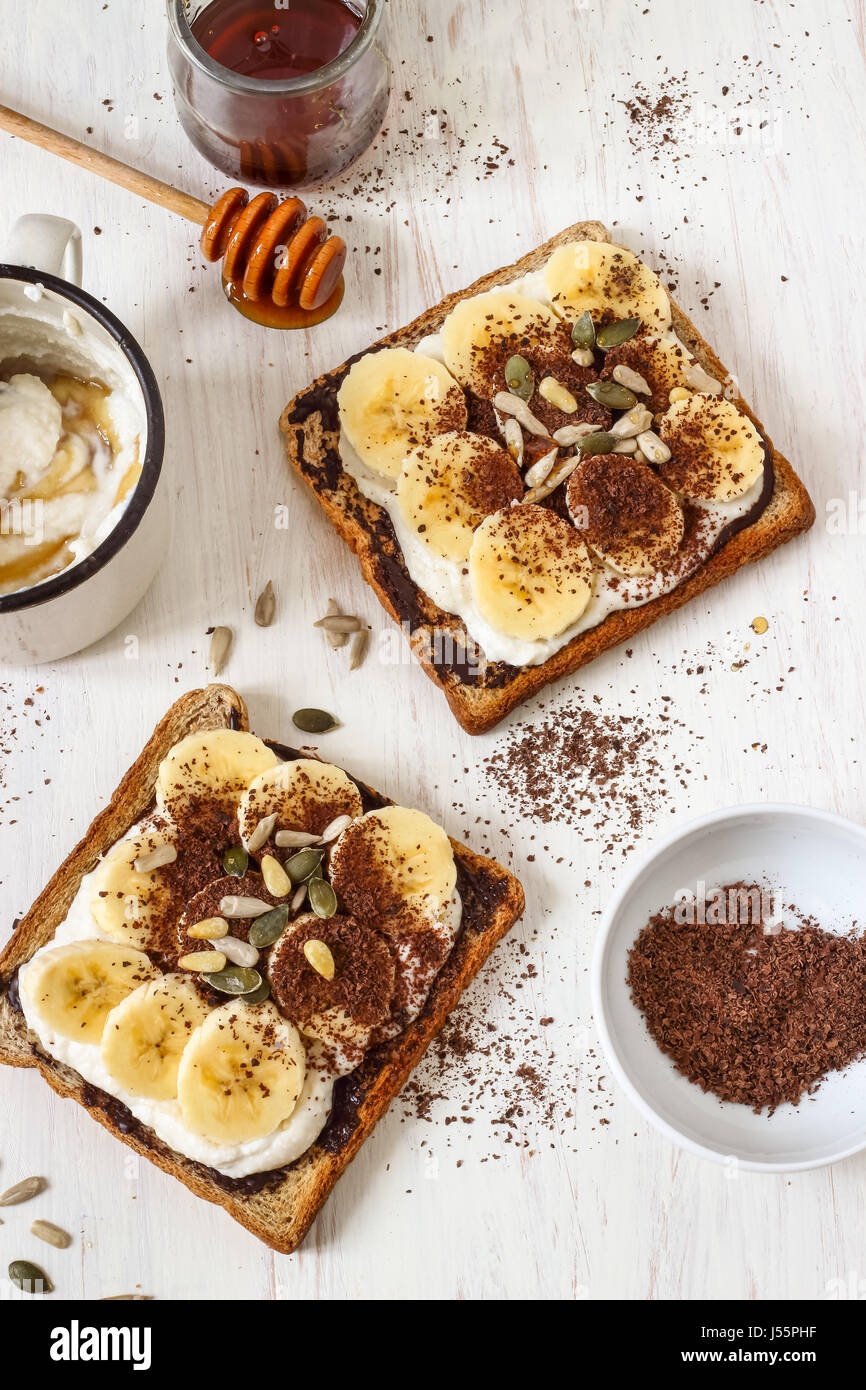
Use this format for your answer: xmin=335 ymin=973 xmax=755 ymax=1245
xmin=2 ymin=214 xmax=83 ymax=286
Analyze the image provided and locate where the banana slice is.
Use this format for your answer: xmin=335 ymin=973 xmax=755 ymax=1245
xmin=440 ymin=290 xmax=562 ymax=397
xmin=238 ymin=758 xmax=363 ymax=848
xmin=658 ymin=394 xmax=766 ymax=501
xmin=600 ymin=329 xmax=702 ymax=415
xmin=101 ymin=973 xmax=210 ymax=1100
xmin=269 ymin=913 xmax=396 ymax=1073
xmin=468 ymin=503 xmax=594 ymax=641
xmin=396 ymin=430 xmax=523 ymax=563
xmin=157 ymin=730 xmax=280 ymax=814
xmin=89 ymin=822 xmax=176 ymax=949
xmin=544 ymin=242 xmax=671 ymax=333
xmin=329 ymin=806 xmax=457 ymax=936
xmin=337 ymin=347 xmax=468 ymax=481
xmin=177 ymin=999 xmax=306 ymax=1144
xmin=567 ymin=455 xmax=684 ymax=577
xmin=23 ymin=941 xmax=156 ymax=1043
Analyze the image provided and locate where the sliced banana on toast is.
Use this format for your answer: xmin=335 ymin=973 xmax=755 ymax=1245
xmin=439 ymin=290 xmax=562 ymax=397
xmin=567 ymin=455 xmax=684 ymax=577
xmin=396 ymin=430 xmax=523 ymax=562
xmin=468 ymin=503 xmax=594 ymax=641
xmin=338 ymin=347 xmax=467 ymax=481
xmin=238 ymin=757 xmax=363 ymax=847
xmin=177 ymin=999 xmax=306 ymax=1144
xmin=23 ymin=940 xmax=157 ymax=1043
xmin=89 ymin=822 xmax=176 ymax=948
xmin=544 ymin=241 xmax=671 ymax=332
xmin=157 ymin=730 xmax=279 ymax=814
xmin=101 ymin=973 xmax=210 ymax=1100
xmin=659 ymin=394 xmax=765 ymax=501
xmin=329 ymin=806 xmax=457 ymax=936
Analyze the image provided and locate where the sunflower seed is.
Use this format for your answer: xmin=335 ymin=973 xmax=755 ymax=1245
xmin=493 ymin=392 xmax=550 ymax=438
xmin=244 ymin=813 xmax=277 ymax=854
xmin=304 ymin=938 xmax=335 ymax=979
xmin=30 ymin=1220 xmax=71 ymax=1250
xmin=202 ymin=966 xmax=263 ymax=996
xmin=308 ymin=878 xmax=338 ymax=920
xmin=133 ymin=844 xmax=177 ymax=874
xmin=682 ymin=360 xmax=722 ymax=394
xmin=349 ymin=629 xmax=370 ymax=671
xmin=324 ymin=597 xmax=348 ymax=648
xmin=577 ymin=430 xmax=616 ymax=455
xmin=612 ymin=363 xmax=651 ymax=395
xmin=538 ymin=376 xmax=578 ymax=414
xmin=522 ymin=453 xmax=581 ymax=504
xmin=261 ymin=854 xmax=292 ymax=897
xmin=502 ymin=416 xmax=524 ymax=467
xmin=571 ymin=347 xmax=595 ymax=368
xmin=319 ymin=814 xmax=353 ymax=845
xmin=553 ymin=422 xmax=601 ymax=447
xmin=249 ymin=904 xmax=290 ymax=948
xmin=222 ymin=846 xmax=249 ymax=877
xmin=208 ymin=625 xmax=232 ymax=676
xmin=9 ymin=1259 xmax=52 ymax=1293
xmin=636 ymin=429 xmax=671 ymax=464
xmin=504 ymin=354 xmax=534 ymax=401
xmin=571 ymin=311 xmax=596 ymax=349
xmin=274 ymin=829 xmax=320 ymax=848
xmin=209 ymin=935 xmax=259 ymax=968
xmin=219 ymin=895 xmax=274 ymax=918
xmin=101 ymin=1294 xmax=153 ymax=1301
xmin=179 ymin=950 xmax=226 ymax=972
xmin=612 ymin=438 xmax=638 ymax=454
xmin=254 ymin=580 xmax=276 ymax=627
xmin=291 ymin=883 xmax=309 ymax=912
xmin=0 ymin=1177 xmax=45 ymax=1207
xmin=523 ymin=446 xmax=558 ymax=489
xmin=292 ymin=708 xmax=339 ymax=734
xmin=314 ymin=614 xmax=361 ymax=634
xmin=285 ymin=848 xmax=324 ymax=883
xmin=596 ymin=317 xmax=641 ymax=349
xmin=585 ymin=380 xmax=638 ymax=411
xmin=188 ymin=916 xmax=228 ymax=940
xmin=609 ymin=405 xmax=653 ymax=439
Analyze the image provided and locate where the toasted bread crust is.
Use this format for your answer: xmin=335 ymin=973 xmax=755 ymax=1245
xmin=279 ymin=220 xmax=815 ymax=733
xmin=0 ymin=686 xmax=524 ymax=1253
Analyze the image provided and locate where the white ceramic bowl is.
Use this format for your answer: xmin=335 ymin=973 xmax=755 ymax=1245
xmin=592 ymin=803 xmax=866 ymax=1171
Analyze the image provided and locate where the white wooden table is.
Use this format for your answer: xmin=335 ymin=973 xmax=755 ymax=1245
xmin=0 ymin=0 xmax=862 ymax=1301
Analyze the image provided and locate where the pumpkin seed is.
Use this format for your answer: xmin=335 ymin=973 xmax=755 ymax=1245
xmin=571 ymin=311 xmax=596 ymax=349
xmin=596 ymin=316 xmax=641 ymax=349
xmin=585 ymin=380 xmax=638 ymax=411
xmin=577 ymin=430 xmax=616 ymax=455
xmin=208 ymin=625 xmax=232 ymax=676
xmin=9 ymin=1259 xmax=52 ymax=1294
xmin=0 ymin=1176 xmax=45 ymax=1207
xmin=254 ymin=580 xmax=276 ymax=628
xmin=324 ymin=598 xmax=348 ymax=648
xmin=292 ymin=708 xmax=339 ymax=734
xmin=285 ymin=848 xmax=324 ymax=884
xmin=309 ymin=877 xmax=337 ymax=920
xmin=249 ymin=904 xmax=290 ymax=948
xmin=30 ymin=1220 xmax=71 ymax=1250
xmin=222 ymin=846 xmax=249 ymax=878
xmin=504 ymin=354 xmax=534 ymax=402
xmin=202 ymin=966 xmax=263 ymax=996
xmin=242 ymin=979 xmax=271 ymax=1005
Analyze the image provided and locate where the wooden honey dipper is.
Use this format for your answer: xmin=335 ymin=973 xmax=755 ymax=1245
xmin=0 ymin=103 xmax=347 ymax=329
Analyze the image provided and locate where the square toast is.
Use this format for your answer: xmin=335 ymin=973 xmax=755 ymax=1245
xmin=279 ymin=220 xmax=815 ymax=734
xmin=0 ymin=685 xmax=525 ymax=1253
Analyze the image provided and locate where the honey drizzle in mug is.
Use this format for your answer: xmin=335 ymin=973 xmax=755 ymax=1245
xmin=0 ymin=372 xmax=140 ymax=594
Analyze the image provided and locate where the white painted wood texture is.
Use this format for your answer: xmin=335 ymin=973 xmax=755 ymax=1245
xmin=0 ymin=0 xmax=863 ymax=1301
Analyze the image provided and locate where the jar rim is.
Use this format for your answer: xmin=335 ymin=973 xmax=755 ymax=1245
xmin=166 ymin=0 xmax=383 ymax=96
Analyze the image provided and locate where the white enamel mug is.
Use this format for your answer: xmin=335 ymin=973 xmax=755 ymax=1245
xmin=0 ymin=215 xmax=167 ymax=663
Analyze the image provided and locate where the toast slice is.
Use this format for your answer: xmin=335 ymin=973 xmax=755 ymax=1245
xmin=0 ymin=685 xmax=524 ymax=1253
xmin=279 ymin=220 xmax=815 ymax=734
